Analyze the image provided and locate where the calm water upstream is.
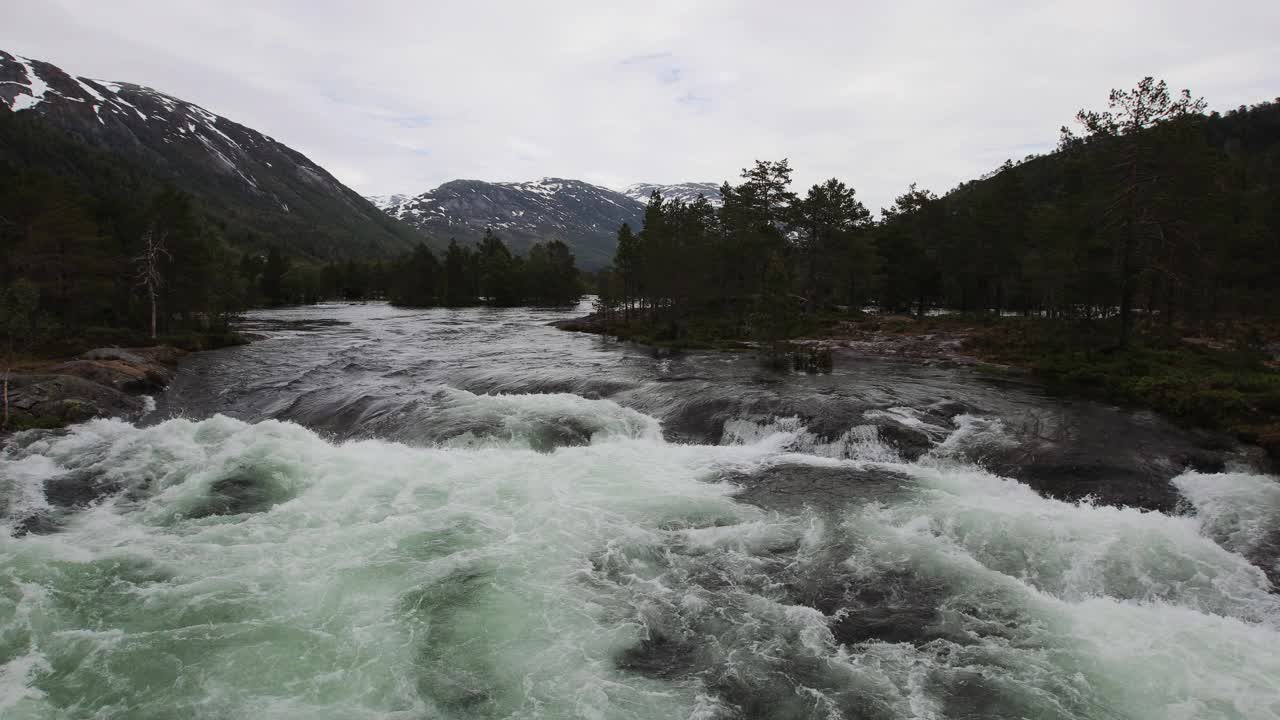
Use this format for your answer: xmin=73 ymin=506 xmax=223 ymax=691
xmin=2 ymin=301 xmax=1279 ymax=719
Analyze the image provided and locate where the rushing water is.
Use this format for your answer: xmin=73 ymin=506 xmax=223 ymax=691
xmin=2 ymin=302 xmax=1279 ymax=719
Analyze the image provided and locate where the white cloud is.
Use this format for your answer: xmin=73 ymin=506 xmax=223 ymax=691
xmin=4 ymin=0 xmax=1278 ymax=211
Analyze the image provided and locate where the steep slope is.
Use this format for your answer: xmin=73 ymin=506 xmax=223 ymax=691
xmin=624 ymin=182 xmax=723 ymax=207
xmin=385 ymin=178 xmax=643 ymax=269
xmin=0 ymin=50 xmax=424 ymax=259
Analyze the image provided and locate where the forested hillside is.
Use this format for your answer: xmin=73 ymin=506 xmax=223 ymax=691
xmin=594 ymin=83 xmax=1280 ymax=341
xmin=0 ymin=50 xmax=424 ymax=259
xmin=0 ymin=110 xmax=252 ymax=348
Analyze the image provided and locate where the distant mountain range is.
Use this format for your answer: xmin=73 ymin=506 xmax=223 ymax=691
xmin=623 ymin=182 xmax=723 ymax=207
xmin=2 ymin=49 xmax=727 ymax=267
xmin=0 ymin=50 xmax=422 ymax=259
xmin=368 ymin=181 xmax=723 ymax=269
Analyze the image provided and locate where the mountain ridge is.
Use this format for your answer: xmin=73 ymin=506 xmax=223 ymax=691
xmin=0 ymin=50 xmax=426 ymax=259
xmin=623 ymin=181 xmax=723 ymax=207
xmin=373 ymin=177 xmax=642 ymax=269
xmin=368 ymin=180 xmax=725 ymax=269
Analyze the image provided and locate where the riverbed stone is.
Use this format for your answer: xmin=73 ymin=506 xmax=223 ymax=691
xmin=724 ymin=464 xmax=912 ymax=511
xmin=44 ymin=470 xmax=124 ymax=509
xmin=50 ymin=359 xmax=172 ymax=394
xmin=81 ymin=347 xmax=149 ymax=364
xmin=5 ymin=374 xmax=145 ymax=426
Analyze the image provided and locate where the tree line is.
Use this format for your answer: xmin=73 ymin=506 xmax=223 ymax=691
xmin=0 ymin=109 xmax=583 ymax=363
xmin=385 ymin=230 xmax=581 ymax=307
xmin=593 ymin=79 xmax=1280 ymax=347
xmin=241 ymin=229 xmax=582 ymax=308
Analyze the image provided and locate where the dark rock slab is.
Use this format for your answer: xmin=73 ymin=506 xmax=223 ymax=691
xmin=44 ymin=470 xmax=124 ymax=509
xmin=50 ymin=359 xmax=171 ymax=394
xmin=6 ymin=374 xmax=144 ymax=426
xmin=723 ymin=464 xmax=912 ymax=512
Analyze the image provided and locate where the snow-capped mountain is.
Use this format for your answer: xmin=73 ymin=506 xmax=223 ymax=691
xmin=623 ymin=182 xmax=723 ymax=207
xmin=384 ymin=178 xmax=644 ymax=269
xmin=0 ymin=50 xmax=422 ymax=258
xmin=365 ymin=194 xmax=413 ymax=212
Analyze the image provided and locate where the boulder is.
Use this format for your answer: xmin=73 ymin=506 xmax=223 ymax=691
xmin=81 ymin=347 xmax=148 ymax=365
xmin=49 ymin=359 xmax=171 ymax=394
xmin=4 ymin=374 xmax=144 ymax=426
xmin=126 ymin=346 xmax=188 ymax=366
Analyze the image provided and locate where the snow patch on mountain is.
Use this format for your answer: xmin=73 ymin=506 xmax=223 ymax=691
xmin=623 ymin=182 xmax=723 ymax=207
xmin=5 ymin=54 xmax=51 ymax=112
xmin=375 ymin=178 xmax=644 ymax=269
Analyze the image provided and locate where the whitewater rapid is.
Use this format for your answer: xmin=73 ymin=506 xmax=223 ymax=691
xmin=2 ymin=397 xmax=1279 ymax=719
xmin=2 ymin=303 xmax=1279 ymax=719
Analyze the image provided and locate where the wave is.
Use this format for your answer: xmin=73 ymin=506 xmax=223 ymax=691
xmin=2 ymin=403 xmax=1279 ymax=718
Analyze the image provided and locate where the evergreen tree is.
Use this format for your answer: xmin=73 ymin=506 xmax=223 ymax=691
xmin=1067 ymin=77 xmax=1208 ymax=345
xmin=260 ymin=247 xmax=289 ymax=307
xmin=443 ymin=239 xmax=472 ymax=306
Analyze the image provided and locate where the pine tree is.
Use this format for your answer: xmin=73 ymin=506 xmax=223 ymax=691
xmin=1068 ymin=77 xmax=1207 ymax=345
xmin=443 ymin=239 xmax=472 ymax=306
xmin=0 ymin=279 xmax=41 ymax=429
xmin=260 ymin=247 xmax=289 ymax=306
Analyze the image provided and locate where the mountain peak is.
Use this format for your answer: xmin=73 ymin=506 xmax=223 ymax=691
xmin=623 ymin=182 xmax=724 ymax=207
xmin=376 ymin=178 xmax=643 ymax=269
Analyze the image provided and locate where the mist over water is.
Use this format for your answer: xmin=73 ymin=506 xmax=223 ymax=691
xmin=2 ymin=302 xmax=1279 ymax=719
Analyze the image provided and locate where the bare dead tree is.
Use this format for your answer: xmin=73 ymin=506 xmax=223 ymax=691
xmin=135 ymin=227 xmax=170 ymax=340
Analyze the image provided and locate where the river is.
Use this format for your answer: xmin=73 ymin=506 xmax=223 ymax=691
xmin=2 ymin=301 xmax=1279 ymax=719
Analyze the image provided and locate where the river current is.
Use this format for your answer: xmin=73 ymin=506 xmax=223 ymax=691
xmin=2 ymin=302 xmax=1279 ymax=719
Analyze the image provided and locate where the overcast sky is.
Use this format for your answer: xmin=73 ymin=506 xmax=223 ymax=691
xmin=5 ymin=0 xmax=1278 ymax=210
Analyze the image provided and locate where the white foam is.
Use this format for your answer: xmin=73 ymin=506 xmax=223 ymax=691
xmin=3 ymin=411 xmax=1279 ymax=717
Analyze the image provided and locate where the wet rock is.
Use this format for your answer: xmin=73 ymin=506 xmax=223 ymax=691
xmin=2 ymin=346 xmax=183 ymax=432
xmin=809 ymin=570 xmax=951 ymax=647
xmin=1005 ymin=462 xmax=1185 ymax=512
xmin=550 ymin=314 xmax=604 ymax=333
xmin=725 ymin=464 xmax=911 ymax=512
xmin=967 ymin=406 xmax=1238 ymax=513
xmin=615 ymin=630 xmax=701 ymax=680
xmin=785 ymin=404 xmax=868 ymax=442
xmin=126 ymin=346 xmax=188 ymax=366
xmin=5 ymin=375 xmax=144 ymax=427
xmin=49 ymin=359 xmax=172 ymax=394
xmin=926 ymin=399 xmax=980 ymax=422
xmin=80 ymin=348 xmax=147 ymax=364
xmin=189 ymin=474 xmax=285 ymax=518
xmin=12 ymin=512 xmax=61 ymax=537
xmin=528 ymin=421 xmax=592 ymax=453
xmin=662 ymin=396 xmax=736 ymax=444
xmin=1175 ymin=449 xmax=1227 ymax=475
xmin=874 ymin=422 xmax=934 ymax=461
xmin=44 ymin=471 xmax=123 ymax=509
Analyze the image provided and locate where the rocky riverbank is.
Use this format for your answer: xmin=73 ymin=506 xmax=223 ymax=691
xmin=4 ymin=347 xmax=186 ymax=431
xmin=556 ymin=312 xmax=1280 ymax=464
xmin=553 ymin=313 xmax=995 ymax=366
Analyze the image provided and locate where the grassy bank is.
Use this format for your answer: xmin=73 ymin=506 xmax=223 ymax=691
xmin=961 ymin=318 xmax=1279 ymax=456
